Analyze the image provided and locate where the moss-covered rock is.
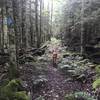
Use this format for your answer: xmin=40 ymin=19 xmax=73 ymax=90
xmin=0 ymin=79 xmax=29 ymax=100
xmin=14 ymin=91 xmax=29 ymax=100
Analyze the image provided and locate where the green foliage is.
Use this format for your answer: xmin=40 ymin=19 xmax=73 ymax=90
xmin=93 ymin=78 xmax=100 ymax=89
xmin=14 ymin=91 xmax=29 ymax=100
xmin=6 ymin=79 xmax=22 ymax=92
xmin=0 ymin=79 xmax=29 ymax=100
xmin=95 ymin=65 xmax=100 ymax=76
xmin=65 ymin=92 xmax=96 ymax=100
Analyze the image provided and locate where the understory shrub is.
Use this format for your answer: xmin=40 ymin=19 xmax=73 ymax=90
xmin=95 ymin=65 xmax=100 ymax=77
xmin=93 ymin=78 xmax=100 ymax=89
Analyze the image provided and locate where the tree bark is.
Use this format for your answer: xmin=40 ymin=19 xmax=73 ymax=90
xmin=80 ymin=0 xmax=85 ymax=54
xmin=1 ymin=7 xmax=4 ymax=52
xmin=12 ymin=0 xmax=20 ymax=67
xmin=39 ymin=0 xmax=42 ymax=45
xmin=21 ymin=0 xmax=27 ymax=49
xmin=35 ymin=0 xmax=39 ymax=48
xmin=29 ymin=0 xmax=34 ymax=47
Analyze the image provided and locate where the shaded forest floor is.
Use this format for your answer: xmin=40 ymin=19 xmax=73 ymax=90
xmin=0 ymin=38 xmax=97 ymax=100
xmin=32 ymin=63 xmax=86 ymax=100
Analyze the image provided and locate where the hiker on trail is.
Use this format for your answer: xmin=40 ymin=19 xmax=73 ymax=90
xmin=52 ymin=49 xmax=58 ymax=67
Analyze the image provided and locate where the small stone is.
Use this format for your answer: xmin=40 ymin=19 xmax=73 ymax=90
xmin=55 ymin=95 xmax=59 ymax=98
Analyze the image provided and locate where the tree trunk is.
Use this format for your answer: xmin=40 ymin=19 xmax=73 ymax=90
xmin=1 ymin=7 xmax=4 ymax=52
xmin=12 ymin=0 xmax=20 ymax=67
xmin=47 ymin=0 xmax=50 ymax=41
xmin=50 ymin=0 xmax=53 ymax=38
xmin=29 ymin=0 xmax=34 ymax=47
xmin=39 ymin=0 xmax=42 ymax=45
xmin=21 ymin=0 xmax=27 ymax=49
xmin=35 ymin=0 xmax=39 ymax=48
xmin=80 ymin=0 xmax=85 ymax=54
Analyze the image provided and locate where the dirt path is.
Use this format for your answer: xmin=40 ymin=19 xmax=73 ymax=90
xmin=47 ymin=64 xmax=88 ymax=100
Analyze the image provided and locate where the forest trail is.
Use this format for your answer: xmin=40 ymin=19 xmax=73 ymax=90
xmin=32 ymin=38 xmax=93 ymax=100
xmin=43 ymin=64 xmax=82 ymax=100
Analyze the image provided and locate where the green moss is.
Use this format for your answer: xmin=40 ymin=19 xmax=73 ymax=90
xmin=14 ymin=91 xmax=29 ymax=100
xmin=95 ymin=65 xmax=100 ymax=76
xmin=93 ymin=78 xmax=100 ymax=89
xmin=0 ymin=79 xmax=29 ymax=100
xmin=6 ymin=79 xmax=22 ymax=91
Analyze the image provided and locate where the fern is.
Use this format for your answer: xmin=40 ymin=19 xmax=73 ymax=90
xmin=93 ymin=78 xmax=100 ymax=89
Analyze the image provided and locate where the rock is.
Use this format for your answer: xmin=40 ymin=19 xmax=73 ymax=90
xmin=67 ymin=70 xmax=76 ymax=76
xmin=19 ymin=54 xmax=36 ymax=64
xmin=78 ymin=59 xmax=89 ymax=64
xmin=72 ymin=63 xmax=77 ymax=67
xmin=76 ymin=74 xmax=86 ymax=83
xmin=25 ymin=54 xmax=35 ymax=61
xmin=64 ymin=78 xmax=73 ymax=82
xmin=75 ymin=55 xmax=83 ymax=61
xmin=37 ymin=56 xmax=48 ymax=62
xmin=60 ymin=65 xmax=72 ymax=69
xmin=61 ymin=58 xmax=68 ymax=64
xmin=63 ymin=53 xmax=71 ymax=58
xmin=59 ymin=65 xmax=73 ymax=74
xmin=89 ymin=64 xmax=96 ymax=69
xmin=32 ymin=75 xmax=48 ymax=93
